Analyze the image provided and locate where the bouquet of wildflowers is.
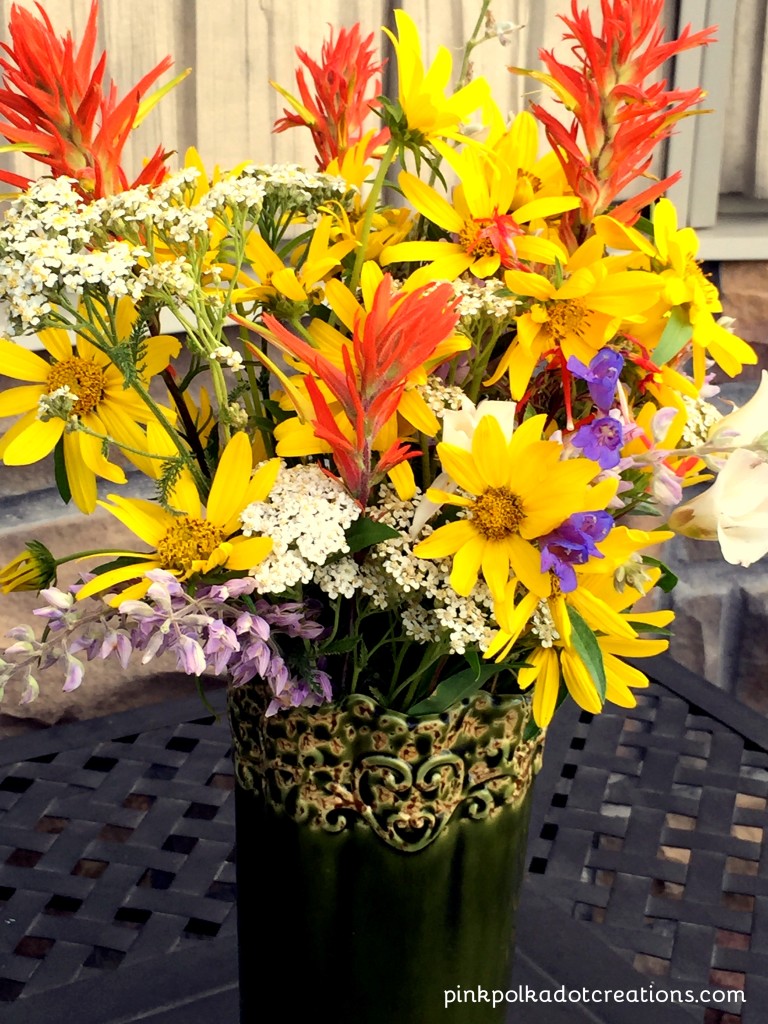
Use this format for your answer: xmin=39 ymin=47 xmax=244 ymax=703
xmin=0 ymin=0 xmax=765 ymax=731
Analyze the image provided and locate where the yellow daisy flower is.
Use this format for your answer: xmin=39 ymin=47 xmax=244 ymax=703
xmin=595 ymin=202 xmax=757 ymax=385
xmin=0 ymin=303 xmax=180 ymax=513
xmin=383 ymin=10 xmax=490 ymax=147
xmin=230 ymin=215 xmax=356 ymax=310
xmin=381 ymin=144 xmax=577 ymax=286
xmin=487 ymin=525 xmax=674 ymax=666
xmin=324 ymin=134 xmax=415 ymax=263
xmin=487 ymin=238 xmax=663 ymax=399
xmin=512 ymin=568 xmax=673 ymax=727
xmin=77 ymin=433 xmax=279 ymax=606
xmin=413 ymin=413 xmax=617 ymax=601
xmin=483 ymin=107 xmax=572 ymax=210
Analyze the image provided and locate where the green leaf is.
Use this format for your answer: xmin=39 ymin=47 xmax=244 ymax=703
xmin=53 ymin=438 xmax=71 ymax=505
xmin=651 ymin=306 xmax=693 ymax=365
xmin=566 ymin=606 xmax=607 ymax=705
xmin=642 ymin=555 xmax=679 ymax=593
xmin=408 ymin=652 xmax=499 ymax=716
xmin=90 ymin=555 xmax=145 ymax=577
xmin=627 ymin=620 xmax=673 ymax=636
xmin=345 ymin=517 xmax=401 ymax=553
xmin=320 ymin=636 xmax=359 ymax=655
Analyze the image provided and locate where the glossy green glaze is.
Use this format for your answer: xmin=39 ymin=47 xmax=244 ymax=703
xmin=231 ymin=688 xmax=542 ymax=1024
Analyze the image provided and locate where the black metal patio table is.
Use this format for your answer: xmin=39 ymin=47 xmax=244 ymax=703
xmin=0 ymin=655 xmax=763 ymax=1024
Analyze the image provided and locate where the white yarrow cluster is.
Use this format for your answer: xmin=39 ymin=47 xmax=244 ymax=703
xmin=354 ymin=487 xmax=496 ymax=655
xmin=418 ymin=377 xmax=466 ymax=418
xmin=531 ymin=601 xmax=560 ymax=647
xmin=251 ymin=164 xmax=352 ymax=215
xmin=239 ymin=464 xmax=361 ymax=593
xmin=212 ymin=345 xmax=244 ymax=371
xmin=452 ymin=277 xmax=518 ymax=326
xmin=681 ymin=393 xmax=723 ymax=447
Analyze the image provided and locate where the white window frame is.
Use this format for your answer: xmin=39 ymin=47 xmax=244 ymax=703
xmin=667 ymin=0 xmax=768 ymax=258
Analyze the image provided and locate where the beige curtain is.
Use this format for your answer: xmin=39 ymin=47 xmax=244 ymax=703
xmin=721 ymin=0 xmax=768 ymax=199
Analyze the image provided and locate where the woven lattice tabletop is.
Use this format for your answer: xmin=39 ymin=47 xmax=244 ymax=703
xmin=0 ymin=657 xmax=764 ymax=1023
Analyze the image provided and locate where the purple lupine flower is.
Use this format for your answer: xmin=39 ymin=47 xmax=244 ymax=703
xmin=175 ymin=634 xmax=207 ymax=675
xmin=567 ymin=348 xmax=624 ymax=411
xmin=539 ymin=511 xmax=614 ymax=592
xmin=571 ymin=415 xmax=624 ymax=469
xmin=63 ymin=653 xmax=84 ymax=692
xmin=204 ymin=620 xmax=240 ymax=674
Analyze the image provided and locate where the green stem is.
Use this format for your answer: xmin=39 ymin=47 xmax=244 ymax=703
xmin=467 ymin=326 xmax=502 ymax=402
xmin=455 ymin=0 xmax=493 ymax=91
xmin=418 ymin=432 xmax=433 ymax=490
xmin=348 ymin=138 xmax=399 ymax=294
xmin=53 ymin=548 xmax=139 ymax=566
xmin=128 ymin=377 xmax=206 ymax=491
xmin=161 ymin=369 xmax=211 ymax=478
xmin=74 ymin=423 xmax=174 ymax=462
xmin=390 ymin=643 xmax=445 ymax=704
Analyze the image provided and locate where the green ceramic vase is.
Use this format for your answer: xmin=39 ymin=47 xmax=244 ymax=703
xmin=229 ymin=686 xmax=544 ymax=1024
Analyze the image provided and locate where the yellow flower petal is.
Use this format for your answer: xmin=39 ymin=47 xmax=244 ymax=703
xmin=226 ymin=536 xmax=274 ymax=571
xmin=504 ymin=271 xmax=554 ymax=301
xmin=481 ymin=541 xmax=510 ymax=600
xmin=3 ymin=417 xmax=63 ymax=464
xmin=98 ymin=495 xmax=171 ymax=547
xmin=398 ymin=388 xmax=439 ymax=435
xmin=507 ymin=534 xmax=551 ymax=597
xmin=471 ymin=415 xmax=508 ymax=489
xmin=63 ymin=430 xmax=97 ymax=514
xmin=398 ymin=172 xmax=464 ymax=234
xmin=513 ymin=195 xmax=580 ymax=223
xmin=324 ymin=279 xmax=362 ymax=333
xmin=414 ymin=518 xmax=478 ymax=559
xmin=76 ymin=560 xmax=161 ymax=602
xmin=168 ymin=469 xmax=202 ymax=519
xmin=272 ymin=267 xmax=308 ymax=303
xmin=449 ymin=534 xmax=486 ymax=596
xmin=561 ymin=649 xmax=603 ymax=713
xmin=0 ymin=340 xmax=51 ymax=382
xmin=0 ymin=384 xmax=44 ymax=416
xmin=387 ymin=460 xmax=417 ymax=501
xmin=76 ymin=428 xmax=126 ymax=485
xmin=37 ymin=328 xmax=73 ymax=362
xmin=206 ymin=432 xmax=253 ymax=527
xmin=435 ymin=442 xmax=487 ymax=495
xmin=532 ymin=647 xmax=561 ymax=727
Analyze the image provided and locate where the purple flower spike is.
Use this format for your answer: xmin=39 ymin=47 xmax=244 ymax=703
xmin=571 ymin=416 xmax=624 ymax=469
xmin=539 ymin=511 xmax=614 ymax=592
xmin=567 ymin=348 xmax=624 ymax=411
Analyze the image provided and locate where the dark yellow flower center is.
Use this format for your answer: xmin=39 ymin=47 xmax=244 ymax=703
xmin=543 ymin=299 xmax=588 ymax=344
xmin=156 ymin=516 xmax=224 ymax=573
xmin=548 ymin=571 xmax=562 ymax=597
xmin=471 ymin=487 xmax=524 ymax=540
xmin=46 ymin=357 xmax=106 ymax=416
xmin=459 ymin=220 xmax=497 ymax=259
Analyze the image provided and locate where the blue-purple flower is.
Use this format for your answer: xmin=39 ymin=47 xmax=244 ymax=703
xmin=567 ymin=348 xmax=624 ymax=411
xmin=571 ymin=415 xmax=624 ymax=469
xmin=539 ymin=511 xmax=614 ymax=591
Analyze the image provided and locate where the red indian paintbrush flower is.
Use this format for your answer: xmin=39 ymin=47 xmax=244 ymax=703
xmin=520 ymin=0 xmax=716 ymax=231
xmin=272 ymin=22 xmax=388 ymax=170
xmin=257 ymin=276 xmax=460 ymax=504
xmin=0 ymin=1 xmax=182 ymax=198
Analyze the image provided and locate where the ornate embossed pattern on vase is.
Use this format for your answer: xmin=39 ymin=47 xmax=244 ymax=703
xmin=228 ymin=688 xmax=544 ymax=852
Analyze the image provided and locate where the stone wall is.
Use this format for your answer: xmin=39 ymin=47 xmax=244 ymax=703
xmin=660 ymin=261 xmax=768 ymax=712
